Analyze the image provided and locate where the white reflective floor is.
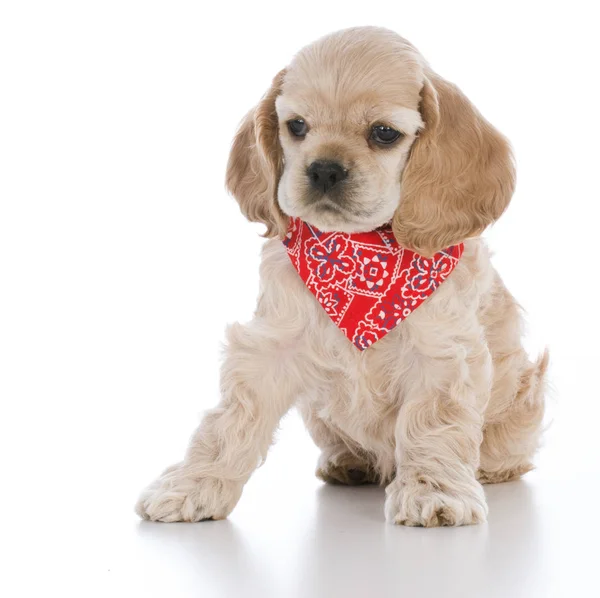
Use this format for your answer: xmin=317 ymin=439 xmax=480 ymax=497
xmin=7 ymin=407 xmax=593 ymax=598
xmin=127 ymin=472 xmax=599 ymax=598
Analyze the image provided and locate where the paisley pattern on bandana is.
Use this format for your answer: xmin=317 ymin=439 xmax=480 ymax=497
xmin=284 ymin=218 xmax=463 ymax=350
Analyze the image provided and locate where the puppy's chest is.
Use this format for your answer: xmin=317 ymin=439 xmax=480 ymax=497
xmin=261 ymin=241 xmax=423 ymax=446
xmin=305 ymin=325 xmax=413 ymax=450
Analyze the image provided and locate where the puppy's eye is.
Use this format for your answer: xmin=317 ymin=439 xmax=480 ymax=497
xmin=288 ymin=118 xmax=308 ymax=137
xmin=371 ymin=125 xmax=403 ymax=145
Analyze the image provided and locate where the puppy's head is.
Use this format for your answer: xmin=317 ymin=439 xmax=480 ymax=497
xmin=227 ymin=27 xmax=515 ymax=256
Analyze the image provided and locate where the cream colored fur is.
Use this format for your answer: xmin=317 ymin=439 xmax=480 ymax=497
xmin=136 ymin=27 xmax=547 ymax=527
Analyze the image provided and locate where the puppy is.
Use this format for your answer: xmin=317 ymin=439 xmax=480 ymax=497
xmin=136 ymin=27 xmax=548 ymax=527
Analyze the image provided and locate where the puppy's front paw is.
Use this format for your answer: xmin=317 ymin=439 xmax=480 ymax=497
xmin=384 ymin=477 xmax=487 ymax=527
xmin=135 ymin=464 xmax=243 ymax=522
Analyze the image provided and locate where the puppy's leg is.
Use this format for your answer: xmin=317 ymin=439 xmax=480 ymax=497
xmin=385 ymin=323 xmax=492 ymax=527
xmin=478 ymin=351 xmax=548 ymax=484
xmin=306 ymin=409 xmax=379 ymax=485
xmin=136 ymin=320 xmax=303 ymax=522
xmin=298 ymin=402 xmax=380 ymax=486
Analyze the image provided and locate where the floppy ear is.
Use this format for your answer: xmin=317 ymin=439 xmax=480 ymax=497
xmin=225 ymin=69 xmax=289 ymax=238
xmin=393 ymin=71 xmax=516 ymax=257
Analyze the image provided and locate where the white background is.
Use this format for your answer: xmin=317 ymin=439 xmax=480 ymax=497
xmin=1 ymin=1 xmax=599 ymax=597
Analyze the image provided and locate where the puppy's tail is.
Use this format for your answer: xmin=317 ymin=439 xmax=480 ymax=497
xmin=515 ymin=348 xmax=549 ymax=414
xmin=529 ymin=348 xmax=549 ymax=404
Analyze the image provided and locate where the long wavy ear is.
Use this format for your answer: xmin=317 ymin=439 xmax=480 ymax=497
xmin=392 ymin=70 xmax=516 ymax=257
xmin=225 ymin=69 xmax=289 ymax=238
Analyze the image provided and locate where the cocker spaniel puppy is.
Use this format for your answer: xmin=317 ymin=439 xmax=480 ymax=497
xmin=136 ymin=27 xmax=548 ymax=526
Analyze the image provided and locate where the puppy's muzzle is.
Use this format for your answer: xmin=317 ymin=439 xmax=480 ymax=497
xmin=307 ymin=160 xmax=348 ymax=195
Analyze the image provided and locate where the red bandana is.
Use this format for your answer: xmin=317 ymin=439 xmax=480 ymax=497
xmin=284 ymin=218 xmax=464 ymax=350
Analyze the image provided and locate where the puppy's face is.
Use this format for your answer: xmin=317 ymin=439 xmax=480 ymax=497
xmin=275 ymin=49 xmax=423 ymax=232
xmin=227 ymin=27 xmax=515 ymax=256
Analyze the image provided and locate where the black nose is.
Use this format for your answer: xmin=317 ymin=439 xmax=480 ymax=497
xmin=307 ymin=160 xmax=348 ymax=194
